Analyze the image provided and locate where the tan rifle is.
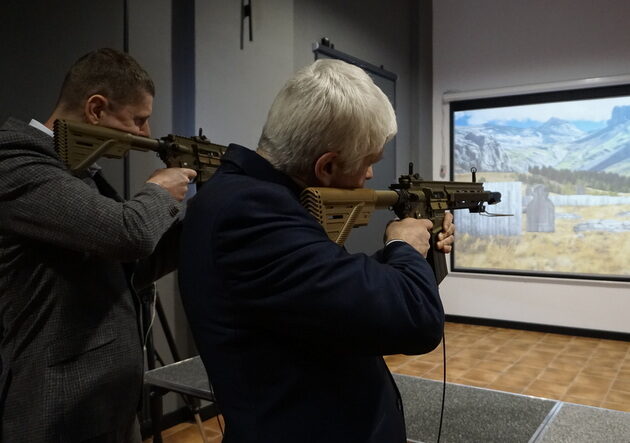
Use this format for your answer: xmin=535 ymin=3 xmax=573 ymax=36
xmin=300 ymin=165 xmax=503 ymax=284
xmin=53 ymin=119 xmax=227 ymax=186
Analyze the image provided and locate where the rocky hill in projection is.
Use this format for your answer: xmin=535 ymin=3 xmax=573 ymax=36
xmin=455 ymin=105 xmax=630 ymax=176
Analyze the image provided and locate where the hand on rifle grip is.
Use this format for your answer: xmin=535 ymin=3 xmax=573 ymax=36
xmin=146 ymin=167 xmax=198 ymax=202
xmin=385 ymin=217 xmax=433 ymax=258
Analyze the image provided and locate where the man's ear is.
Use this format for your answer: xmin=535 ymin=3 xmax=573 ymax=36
xmin=84 ymin=94 xmax=108 ymax=124
xmin=313 ymin=151 xmax=339 ymax=186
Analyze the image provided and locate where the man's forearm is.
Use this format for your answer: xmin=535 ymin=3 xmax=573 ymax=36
xmin=132 ymin=221 xmax=182 ymax=290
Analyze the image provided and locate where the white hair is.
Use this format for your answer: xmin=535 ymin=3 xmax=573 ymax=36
xmin=258 ymin=59 xmax=397 ymax=177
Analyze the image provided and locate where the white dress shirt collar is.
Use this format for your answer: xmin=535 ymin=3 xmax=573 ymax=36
xmin=28 ymin=119 xmax=53 ymax=137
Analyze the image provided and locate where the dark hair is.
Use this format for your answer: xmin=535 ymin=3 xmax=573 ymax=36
xmin=56 ymin=48 xmax=155 ymax=110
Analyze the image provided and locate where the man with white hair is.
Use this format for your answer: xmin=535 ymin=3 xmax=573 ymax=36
xmin=179 ymin=59 xmax=453 ymax=442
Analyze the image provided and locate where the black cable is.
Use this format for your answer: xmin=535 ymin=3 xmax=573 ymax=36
xmin=209 ymin=382 xmax=224 ymax=435
xmin=436 ymin=330 xmax=446 ymax=443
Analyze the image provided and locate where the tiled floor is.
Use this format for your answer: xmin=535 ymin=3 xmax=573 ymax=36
xmin=144 ymin=418 xmax=224 ymax=443
xmin=386 ymin=322 xmax=630 ymax=412
xmin=145 ymin=322 xmax=630 ymax=442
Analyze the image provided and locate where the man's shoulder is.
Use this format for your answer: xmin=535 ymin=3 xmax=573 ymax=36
xmin=1 ymin=117 xmax=27 ymax=130
xmin=1 ymin=117 xmax=27 ymax=141
xmin=198 ymin=169 xmax=299 ymax=211
xmin=0 ymin=117 xmax=57 ymax=158
xmin=0 ymin=118 xmax=50 ymax=146
xmin=1 ymin=117 xmax=35 ymax=136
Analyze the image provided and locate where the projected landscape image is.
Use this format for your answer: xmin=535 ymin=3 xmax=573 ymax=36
xmin=452 ymin=95 xmax=630 ymax=280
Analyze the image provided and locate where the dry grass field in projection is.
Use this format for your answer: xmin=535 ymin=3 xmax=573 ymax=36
xmin=456 ymin=207 xmax=630 ymax=276
xmin=454 ymin=172 xmax=630 ymax=277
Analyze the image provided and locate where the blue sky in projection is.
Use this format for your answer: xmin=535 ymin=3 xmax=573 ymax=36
xmin=455 ymin=96 xmax=630 ymax=132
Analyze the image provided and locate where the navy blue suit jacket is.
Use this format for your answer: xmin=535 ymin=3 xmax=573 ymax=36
xmin=179 ymin=145 xmax=444 ymax=443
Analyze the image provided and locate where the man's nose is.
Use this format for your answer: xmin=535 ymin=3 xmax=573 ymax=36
xmin=138 ymin=121 xmax=151 ymax=137
xmin=365 ymin=165 xmax=374 ymax=180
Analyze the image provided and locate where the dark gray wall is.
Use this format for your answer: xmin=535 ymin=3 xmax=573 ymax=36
xmin=292 ymin=0 xmax=425 ymax=176
xmin=195 ymin=0 xmax=294 ymax=148
xmin=1 ymin=1 xmax=124 ymax=124
xmin=1 ymin=0 xmax=126 ymax=192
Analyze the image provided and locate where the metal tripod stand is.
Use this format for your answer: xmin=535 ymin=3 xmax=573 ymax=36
xmin=140 ymin=284 xmax=210 ymax=443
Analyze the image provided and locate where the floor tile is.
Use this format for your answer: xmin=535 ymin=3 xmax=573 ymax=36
xmin=485 ymin=382 xmax=525 ymax=394
xmin=446 ymin=366 xmax=472 ymax=380
xmin=591 ymin=349 xmax=627 ymax=360
xmin=533 ymin=342 xmax=566 ymax=353
xmin=619 ymin=369 xmax=630 ymax=381
xmin=475 ymin=359 xmax=514 ymax=373
xmin=484 ymin=351 xmax=521 ymax=364
xmin=562 ymin=344 xmax=597 ymax=358
xmin=562 ymin=394 xmax=601 ymax=408
xmin=453 ymin=348 xmax=491 ymax=360
xmin=541 ymin=334 xmax=571 ymax=344
xmin=493 ymin=345 xmax=529 ymax=359
xmin=505 ymin=364 xmax=544 ymax=379
xmin=446 ymin=356 xmax=481 ymax=370
xmin=421 ymin=366 xmax=446 ymax=381
xmin=399 ymin=360 xmax=438 ymax=376
xmin=513 ymin=331 xmax=546 ymax=343
xmin=580 ymin=364 xmax=619 ymax=379
xmin=601 ymin=401 xmax=630 ymax=413
xmin=517 ymin=353 xmax=556 ymax=369
xmin=584 ymin=357 xmax=623 ymax=371
xmin=597 ymin=340 xmax=630 ymax=353
xmin=605 ymin=390 xmax=630 ymax=404
xmin=523 ymin=379 xmax=568 ymax=399
xmin=572 ymin=374 xmax=614 ymax=390
xmin=548 ymin=354 xmax=589 ymax=371
xmin=508 ymin=340 xmax=537 ymax=352
xmin=538 ymin=367 xmax=579 ymax=384
xmin=611 ymin=379 xmax=630 ymax=393
xmin=565 ymin=384 xmax=610 ymax=402
xmin=460 ymin=368 xmax=501 ymax=384
xmin=493 ymin=372 xmax=535 ymax=388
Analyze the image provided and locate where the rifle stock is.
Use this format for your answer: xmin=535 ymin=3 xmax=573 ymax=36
xmin=300 ymin=188 xmax=399 ymax=245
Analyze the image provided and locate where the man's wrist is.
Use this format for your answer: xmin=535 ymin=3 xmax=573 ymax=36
xmin=385 ymin=239 xmax=408 ymax=248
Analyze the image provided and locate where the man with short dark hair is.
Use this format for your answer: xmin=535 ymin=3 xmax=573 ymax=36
xmin=179 ymin=59 xmax=453 ymax=442
xmin=0 ymin=48 xmax=196 ymax=442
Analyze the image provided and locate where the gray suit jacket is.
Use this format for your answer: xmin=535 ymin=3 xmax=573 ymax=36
xmin=0 ymin=118 xmax=181 ymax=442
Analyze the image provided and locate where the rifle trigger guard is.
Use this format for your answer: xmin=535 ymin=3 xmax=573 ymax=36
xmin=191 ymin=145 xmax=202 ymax=182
